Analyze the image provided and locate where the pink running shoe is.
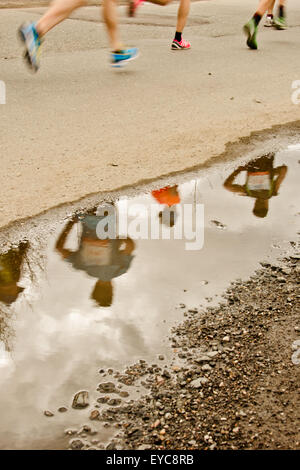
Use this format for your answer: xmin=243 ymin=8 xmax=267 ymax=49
xmin=171 ymin=38 xmax=191 ymax=50
xmin=128 ymin=0 xmax=144 ymax=17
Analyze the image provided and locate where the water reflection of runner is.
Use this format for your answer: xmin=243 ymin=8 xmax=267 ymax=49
xmin=55 ymin=210 xmax=135 ymax=308
xmin=224 ymin=155 xmax=287 ymax=218
xmin=152 ymin=185 xmax=181 ymax=227
xmin=0 ymin=242 xmax=28 ymax=306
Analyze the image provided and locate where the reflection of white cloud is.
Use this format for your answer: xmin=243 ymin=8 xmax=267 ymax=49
xmin=287 ymin=144 xmax=300 ymax=151
xmin=0 ymin=341 xmax=14 ymax=369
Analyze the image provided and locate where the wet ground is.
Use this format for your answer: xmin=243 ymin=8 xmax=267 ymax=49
xmin=0 ymin=146 xmax=299 ymax=450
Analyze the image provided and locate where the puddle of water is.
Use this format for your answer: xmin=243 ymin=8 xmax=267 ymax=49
xmin=0 ymin=149 xmax=299 ymax=449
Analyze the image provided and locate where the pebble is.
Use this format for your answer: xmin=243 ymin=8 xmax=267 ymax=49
xmin=44 ymin=410 xmax=54 ymax=417
xmin=72 ymin=391 xmax=89 ymax=409
xmin=89 ymin=410 xmax=100 ymax=420
xmin=69 ymin=439 xmax=85 ymax=450
xmin=108 ymin=398 xmax=122 ymax=406
xmin=190 ymin=377 xmax=209 ymax=388
xmin=98 ymin=382 xmax=117 ymax=393
xmin=65 ymin=429 xmax=77 ymax=435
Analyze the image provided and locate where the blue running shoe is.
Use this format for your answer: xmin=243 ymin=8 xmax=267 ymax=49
xmin=18 ymin=22 xmax=42 ymax=72
xmin=111 ymin=47 xmax=139 ymax=68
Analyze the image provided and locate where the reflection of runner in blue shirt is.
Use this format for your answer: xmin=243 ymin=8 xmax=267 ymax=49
xmin=55 ymin=210 xmax=135 ymax=308
xmin=224 ymin=155 xmax=287 ymax=218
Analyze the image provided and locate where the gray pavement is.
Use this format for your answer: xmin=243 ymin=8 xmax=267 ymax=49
xmin=0 ymin=0 xmax=300 ymax=228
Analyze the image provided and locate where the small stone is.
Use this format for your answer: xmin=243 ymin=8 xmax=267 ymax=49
xmin=97 ymin=396 xmax=109 ymax=404
xmin=201 ymin=364 xmax=212 ymax=372
xmin=106 ymin=442 xmax=116 ymax=450
xmin=89 ymin=410 xmax=100 ymax=420
xmin=190 ymin=377 xmax=209 ymax=388
xmin=72 ymin=391 xmax=89 ymax=409
xmin=156 ymin=376 xmax=165 ymax=385
xmin=44 ymin=410 xmax=54 ymax=417
xmin=98 ymin=382 xmax=116 ymax=394
xmin=158 ymin=355 xmax=165 ymax=361
xmin=58 ymin=407 xmax=68 ymax=413
xmin=119 ymin=391 xmax=129 ymax=398
xmin=162 ymin=370 xmax=171 ymax=379
xmin=78 ymin=425 xmax=91 ymax=434
xmin=210 ymin=220 xmax=227 ymax=230
xmin=65 ymin=429 xmax=77 ymax=435
xmin=69 ymin=439 xmax=85 ymax=450
xmin=222 ymin=336 xmax=230 ymax=342
xmin=107 ymin=398 xmax=122 ymax=406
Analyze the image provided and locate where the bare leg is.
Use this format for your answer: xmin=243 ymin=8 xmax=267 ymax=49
xmin=255 ymin=0 xmax=275 ymax=16
xmin=267 ymin=0 xmax=276 ymax=15
xmin=176 ymin=0 xmax=190 ymax=33
xmin=145 ymin=0 xmax=190 ymax=35
xmin=103 ymin=0 xmax=122 ymax=50
xmin=36 ymin=0 xmax=87 ymax=37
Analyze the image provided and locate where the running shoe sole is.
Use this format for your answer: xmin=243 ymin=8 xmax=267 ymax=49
xmin=274 ymin=21 xmax=287 ymax=30
xmin=171 ymin=46 xmax=191 ymax=50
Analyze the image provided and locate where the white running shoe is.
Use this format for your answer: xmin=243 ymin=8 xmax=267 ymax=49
xmin=264 ymin=15 xmax=274 ymax=27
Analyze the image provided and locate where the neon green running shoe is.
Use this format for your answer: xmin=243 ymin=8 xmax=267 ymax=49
xmin=243 ymin=18 xmax=258 ymax=50
xmin=274 ymin=16 xmax=287 ymax=30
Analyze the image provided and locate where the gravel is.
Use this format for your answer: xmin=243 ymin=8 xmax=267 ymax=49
xmin=93 ymin=254 xmax=300 ymax=450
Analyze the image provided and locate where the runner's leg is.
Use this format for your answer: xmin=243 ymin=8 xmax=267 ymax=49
xmin=265 ymin=0 xmax=275 ymax=26
xmin=103 ymin=0 xmax=139 ymax=66
xmin=36 ymin=0 xmax=87 ymax=37
xmin=103 ymin=0 xmax=122 ymax=51
xmin=243 ymin=0 xmax=274 ymax=49
xmin=19 ymin=0 xmax=138 ymax=71
xmin=274 ymin=0 xmax=287 ymax=29
xmin=129 ymin=0 xmax=191 ymax=49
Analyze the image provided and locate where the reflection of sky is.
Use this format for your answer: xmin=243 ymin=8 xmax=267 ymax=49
xmin=0 ymin=150 xmax=299 ymax=449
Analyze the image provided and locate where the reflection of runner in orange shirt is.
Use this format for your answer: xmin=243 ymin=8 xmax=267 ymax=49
xmin=152 ymin=185 xmax=181 ymax=227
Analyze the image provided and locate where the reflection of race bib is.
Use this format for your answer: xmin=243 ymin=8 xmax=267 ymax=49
xmin=247 ymin=172 xmax=271 ymax=191
xmin=80 ymin=241 xmax=112 ymax=266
